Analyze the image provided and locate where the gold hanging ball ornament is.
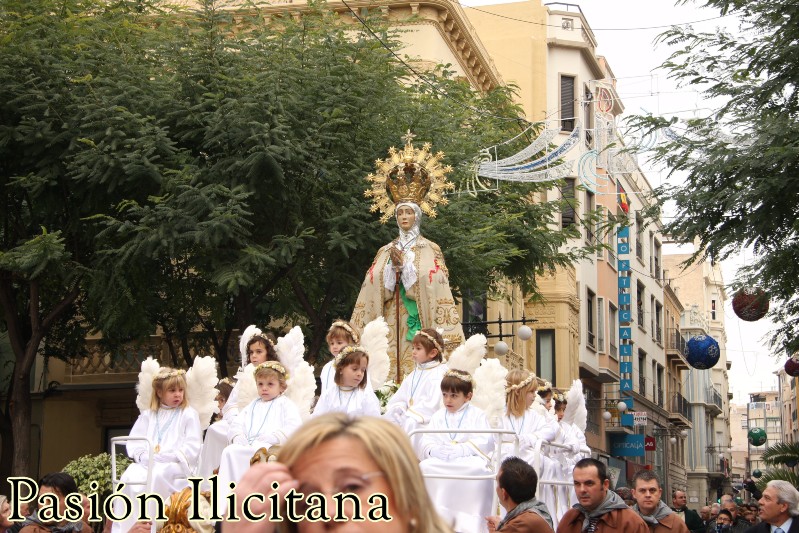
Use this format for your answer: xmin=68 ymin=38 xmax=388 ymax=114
xmin=365 ymin=130 xmax=455 ymax=223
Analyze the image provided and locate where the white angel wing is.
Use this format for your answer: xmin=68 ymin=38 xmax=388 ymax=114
xmin=446 ymin=334 xmax=487 ymax=375
xmin=471 ymin=358 xmax=509 ymax=427
xmin=563 ymin=379 xmax=587 ymax=432
xmin=186 ymin=355 xmax=219 ymax=430
xmin=239 ymin=325 xmax=262 ymax=368
xmin=136 ymin=357 xmax=161 ymax=413
xmin=276 ymin=326 xmax=305 ymax=373
xmin=285 ymin=361 xmax=316 ymax=420
xmin=361 ymin=317 xmax=390 ymax=390
xmin=236 ymin=364 xmax=258 ymax=409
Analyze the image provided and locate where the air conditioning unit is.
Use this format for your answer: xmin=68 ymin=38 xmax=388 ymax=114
xmin=562 ymin=18 xmax=574 ymax=30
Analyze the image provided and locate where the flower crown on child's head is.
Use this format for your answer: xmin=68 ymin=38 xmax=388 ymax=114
xmin=538 ymin=380 xmax=553 ymax=392
xmin=417 ymin=330 xmax=444 ymax=354
xmin=243 ymin=327 xmax=275 ymax=347
xmin=156 ymin=368 xmax=186 ymax=380
xmin=553 ymin=392 xmax=567 ymax=403
xmin=254 ymin=360 xmax=288 ymax=378
xmin=219 ymin=377 xmax=236 ymax=386
xmin=444 ymin=370 xmax=473 ymax=383
xmin=334 ymin=345 xmax=367 ymax=368
xmin=329 ymin=321 xmax=360 ymax=343
xmin=506 ymin=372 xmax=536 ymax=394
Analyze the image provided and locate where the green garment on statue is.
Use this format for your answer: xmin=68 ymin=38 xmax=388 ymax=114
xmin=400 ymin=284 xmax=421 ymax=341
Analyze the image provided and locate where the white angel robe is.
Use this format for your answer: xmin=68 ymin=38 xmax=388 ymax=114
xmin=320 ymin=360 xmax=336 ymax=397
xmin=313 ymin=385 xmax=381 ymax=417
xmin=215 ymin=395 xmax=302 ymax=514
xmin=419 ymin=404 xmax=494 ymax=533
xmin=197 ymin=398 xmax=239 ymax=478
xmin=112 ymin=405 xmax=202 ymax=533
xmin=498 ymin=407 xmax=560 ymax=464
xmin=383 ymin=360 xmax=447 ymax=457
xmin=553 ymin=420 xmax=589 ymax=520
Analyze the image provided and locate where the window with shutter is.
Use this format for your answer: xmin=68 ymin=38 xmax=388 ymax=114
xmin=561 ymin=75 xmax=575 ymax=131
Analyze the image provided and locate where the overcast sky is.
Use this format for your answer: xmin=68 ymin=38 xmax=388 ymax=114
xmin=460 ymin=0 xmax=783 ymax=402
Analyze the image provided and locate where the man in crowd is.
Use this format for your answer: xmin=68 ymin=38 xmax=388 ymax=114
xmin=557 ymin=458 xmax=648 ymax=533
xmin=672 ymin=489 xmax=705 ymax=533
xmin=486 ymin=457 xmax=554 ymax=532
xmin=18 ymin=473 xmax=90 ymax=533
xmin=724 ymin=501 xmax=751 ymax=533
xmin=744 ymin=480 xmax=799 ymax=533
xmin=631 ymin=470 xmax=689 ymax=533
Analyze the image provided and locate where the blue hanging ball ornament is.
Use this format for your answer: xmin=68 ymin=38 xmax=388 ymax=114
xmin=748 ymin=427 xmax=767 ymax=447
xmin=786 ymin=459 xmax=798 ymax=468
xmin=685 ymin=335 xmax=721 ymax=369
xmin=752 ymin=469 xmax=762 ymax=478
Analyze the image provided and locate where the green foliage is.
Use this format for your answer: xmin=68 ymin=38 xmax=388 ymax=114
xmin=1 ymin=0 xmax=594 ymax=373
xmin=627 ymin=0 xmax=799 ymax=354
xmin=752 ymin=439 xmax=799 ymax=490
xmin=62 ymin=453 xmax=132 ymax=497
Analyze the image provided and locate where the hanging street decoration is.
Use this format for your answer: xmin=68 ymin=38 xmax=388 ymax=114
xmin=732 ymin=287 xmax=770 ymax=322
xmin=752 ymin=469 xmax=762 ymax=478
xmin=684 ymin=334 xmax=721 ymax=370
xmin=785 ymin=355 xmax=799 ymax=377
xmin=747 ymin=427 xmax=767 ymax=447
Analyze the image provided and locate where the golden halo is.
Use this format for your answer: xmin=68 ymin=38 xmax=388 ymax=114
xmin=364 ymin=131 xmax=455 ymax=224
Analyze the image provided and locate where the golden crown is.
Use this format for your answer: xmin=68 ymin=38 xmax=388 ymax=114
xmin=365 ymin=131 xmax=455 ymax=223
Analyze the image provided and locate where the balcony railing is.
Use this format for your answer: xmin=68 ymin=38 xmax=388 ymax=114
xmin=637 ymin=307 xmax=645 ymax=327
xmin=708 ymin=387 xmax=723 ymax=410
xmin=668 ymin=329 xmax=686 ymax=355
xmin=656 ymin=387 xmax=664 ymax=407
xmin=671 ymin=392 xmax=692 ymax=422
xmin=638 ymin=375 xmax=649 ymax=399
xmin=655 ymin=326 xmax=663 ymax=345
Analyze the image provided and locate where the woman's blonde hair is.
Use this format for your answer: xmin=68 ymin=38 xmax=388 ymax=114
xmin=150 ymin=368 xmax=189 ymax=411
xmin=276 ymin=414 xmax=453 ymax=533
xmin=505 ymin=369 xmax=536 ymax=417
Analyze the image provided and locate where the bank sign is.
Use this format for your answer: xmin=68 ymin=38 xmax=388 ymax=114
xmin=610 ymin=434 xmax=645 ymax=457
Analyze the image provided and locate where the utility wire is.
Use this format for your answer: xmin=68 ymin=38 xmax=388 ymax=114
xmin=457 ymin=5 xmax=733 ymax=32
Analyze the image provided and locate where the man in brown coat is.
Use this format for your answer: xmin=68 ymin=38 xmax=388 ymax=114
xmin=18 ymin=473 xmax=91 ymax=533
xmin=486 ymin=457 xmax=554 ymax=532
xmin=632 ymin=470 xmax=690 ymax=533
xmin=557 ymin=458 xmax=648 ymax=533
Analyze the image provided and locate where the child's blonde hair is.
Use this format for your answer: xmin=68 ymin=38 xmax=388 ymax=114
xmin=505 ymin=369 xmax=537 ymax=417
xmin=333 ymin=346 xmax=369 ymax=389
xmin=150 ymin=368 xmax=189 ymax=411
xmin=326 ymin=319 xmax=360 ymax=345
xmin=254 ymin=361 xmax=288 ymax=392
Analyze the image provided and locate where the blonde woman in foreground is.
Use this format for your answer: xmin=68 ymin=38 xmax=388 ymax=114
xmin=223 ymin=413 xmax=453 ymax=533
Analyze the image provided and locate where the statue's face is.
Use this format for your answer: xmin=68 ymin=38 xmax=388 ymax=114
xmin=396 ymin=205 xmax=416 ymax=231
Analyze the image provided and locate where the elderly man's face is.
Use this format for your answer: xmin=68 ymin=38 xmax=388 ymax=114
xmin=700 ymin=506 xmax=711 ymax=520
xmin=723 ymin=502 xmax=738 ymax=520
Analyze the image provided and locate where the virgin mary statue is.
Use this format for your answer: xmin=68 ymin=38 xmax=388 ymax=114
xmin=351 ymin=133 xmax=465 ymax=380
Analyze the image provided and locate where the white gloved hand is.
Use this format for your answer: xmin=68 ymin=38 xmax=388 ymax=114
xmin=445 ymin=443 xmax=472 ymax=460
xmin=136 ymin=452 xmax=150 ymax=466
xmin=153 ymin=452 xmax=178 ymax=463
xmin=428 ymin=446 xmax=449 ymax=460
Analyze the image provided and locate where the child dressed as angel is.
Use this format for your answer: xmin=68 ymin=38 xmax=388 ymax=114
xmin=419 ymin=369 xmax=494 ymax=533
xmin=113 ymin=360 xmax=216 ymax=533
xmin=215 ymin=361 xmax=302 ymax=514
